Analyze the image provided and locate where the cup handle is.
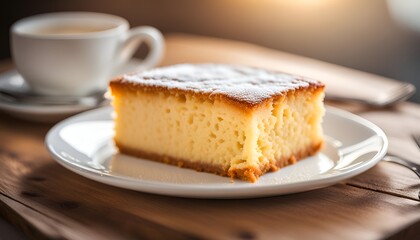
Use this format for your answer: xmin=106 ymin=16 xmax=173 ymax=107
xmin=117 ymin=26 xmax=164 ymax=70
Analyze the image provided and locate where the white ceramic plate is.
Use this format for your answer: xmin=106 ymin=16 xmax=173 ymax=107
xmin=46 ymin=106 xmax=388 ymax=199
xmin=0 ymin=59 xmax=145 ymax=123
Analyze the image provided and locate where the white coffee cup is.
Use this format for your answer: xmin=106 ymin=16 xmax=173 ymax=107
xmin=11 ymin=12 xmax=164 ymax=96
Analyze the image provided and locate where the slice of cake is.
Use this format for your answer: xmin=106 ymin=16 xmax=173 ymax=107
xmin=110 ymin=64 xmax=325 ymax=182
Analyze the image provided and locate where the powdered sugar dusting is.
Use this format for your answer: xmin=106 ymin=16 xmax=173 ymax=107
xmin=122 ymin=64 xmax=321 ymax=105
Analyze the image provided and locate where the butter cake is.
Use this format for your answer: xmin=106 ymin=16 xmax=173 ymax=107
xmin=109 ymin=64 xmax=325 ymax=182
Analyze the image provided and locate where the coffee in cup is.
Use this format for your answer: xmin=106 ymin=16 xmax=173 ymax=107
xmin=11 ymin=12 xmax=164 ymax=96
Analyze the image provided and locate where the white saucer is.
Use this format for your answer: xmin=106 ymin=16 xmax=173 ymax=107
xmin=0 ymin=59 xmax=145 ymax=123
xmin=46 ymin=106 xmax=388 ymax=199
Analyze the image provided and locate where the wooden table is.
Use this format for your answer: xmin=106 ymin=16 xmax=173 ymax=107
xmin=1 ymin=34 xmax=420 ymax=240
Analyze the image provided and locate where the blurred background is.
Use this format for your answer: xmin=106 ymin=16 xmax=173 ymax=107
xmin=1 ymin=0 xmax=419 ymax=102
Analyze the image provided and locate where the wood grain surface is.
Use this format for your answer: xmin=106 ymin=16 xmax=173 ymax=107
xmin=1 ymin=35 xmax=420 ymax=240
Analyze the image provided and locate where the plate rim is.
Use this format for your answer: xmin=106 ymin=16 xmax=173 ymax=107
xmin=45 ymin=106 xmax=388 ymax=198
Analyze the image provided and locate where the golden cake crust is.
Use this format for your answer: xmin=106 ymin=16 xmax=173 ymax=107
xmin=110 ymin=64 xmax=324 ymax=111
xmin=115 ymin=139 xmax=323 ymax=182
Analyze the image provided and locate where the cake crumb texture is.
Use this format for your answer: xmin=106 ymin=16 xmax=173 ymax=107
xmin=110 ymin=64 xmax=325 ymax=182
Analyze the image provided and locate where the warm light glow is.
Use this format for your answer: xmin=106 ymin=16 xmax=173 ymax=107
xmin=242 ymin=0 xmax=336 ymax=14
xmin=257 ymin=0 xmax=333 ymax=5
xmin=293 ymin=0 xmax=329 ymax=4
